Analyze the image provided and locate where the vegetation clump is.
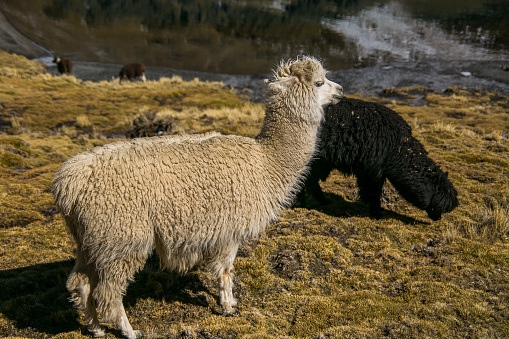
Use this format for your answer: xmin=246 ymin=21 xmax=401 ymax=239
xmin=0 ymin=51 xmax=508 ymax=338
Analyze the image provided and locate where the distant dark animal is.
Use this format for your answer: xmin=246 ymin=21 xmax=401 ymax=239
xmin=53 ymin=57 xmax=72 ymax=74
xmin=118 ymin=62 xmax=146 ymax=82
xmin=300 ymin=97 xmax=459 ymax=221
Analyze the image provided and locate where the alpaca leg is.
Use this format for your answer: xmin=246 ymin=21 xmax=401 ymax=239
xmin=357 ymin=175 xmax=385 ymax=219
xmin=209 ymin=246 xmax=239 ymax=315
xmin=295 ymin=186 xmax=307 ymax=207
xmin=80 ymin=279 xmax=105 ymax=338
xmin=93 ymin=248 xmax=150 ymax=339
xmin=305 ymin=158 xmax=333 ymax=205
xmin=306 ymin=176 xmax=329 ymax=205
xmin=116 ymin=299 xmax=143 ymax=339
xmin=219 ymin=266 xmax=238 ymax=315
xmin=67 ymin=252 xmax=104 ymax=337
xmin=94 ymin=273 xmax=143 ymax=339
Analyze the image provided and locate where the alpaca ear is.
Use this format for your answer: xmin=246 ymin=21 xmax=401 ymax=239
xmin=265 ymin=76 xmax=298 ymax=90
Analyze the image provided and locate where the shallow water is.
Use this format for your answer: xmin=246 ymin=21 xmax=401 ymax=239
xmin=2 ymin=0 xmax=509 ymax=74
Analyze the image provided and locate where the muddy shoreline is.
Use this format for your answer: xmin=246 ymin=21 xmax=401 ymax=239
xmin=40 ymin=59 xmax=509 ymax=103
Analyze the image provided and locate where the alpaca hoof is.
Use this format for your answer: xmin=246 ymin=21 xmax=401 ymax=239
xmin=125 ymin=330 xmax=144 ymax=339
xmin=225 ymin=308 xmax=240 ymax=317
xmin=120 ymin=329 xmax=143 ymax=339
xmin=90 ymin=327 xmax=105 ymax=338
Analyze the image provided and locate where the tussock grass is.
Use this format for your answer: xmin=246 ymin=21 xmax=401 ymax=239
xmin=463 ymin=196 xmax=509 ymax=242
xmin=1 ymin=51 xmax=509 ymax=338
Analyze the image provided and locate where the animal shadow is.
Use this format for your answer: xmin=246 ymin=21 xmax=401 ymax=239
xmin=302 ymin=191 xmax=424 ymax=225
xmin=0 ymin=260 xmax=81 ymax=336
xmin=0 ymin=254 xmax=219 ymax=337
xmin=123 ymin=254 xmax=219 ymax=312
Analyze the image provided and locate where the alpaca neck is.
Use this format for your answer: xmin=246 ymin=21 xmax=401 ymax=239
xmin=256 ymin=102 xmax=322 ymax=185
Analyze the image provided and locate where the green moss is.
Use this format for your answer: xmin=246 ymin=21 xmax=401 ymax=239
xmin=459 ymin=152 xmax=509 ymax=167
xmin=0 ymin=208 xmax=42 ymax=228
xmin=0 ymin=151 xmax=29 ymax=168
xmin=455 ymin=240 xmax=509 ymax=267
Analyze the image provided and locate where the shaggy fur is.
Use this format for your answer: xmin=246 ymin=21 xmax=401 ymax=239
xmin=118 ymin=62 xmax=146 ymax=82
xmin=53 ymin=57 xmax=72 ymax=74
xmin=301 ymin=97 xmax=458 ymax=220
xmin=52 ymin=56 xmax=343 ymax=339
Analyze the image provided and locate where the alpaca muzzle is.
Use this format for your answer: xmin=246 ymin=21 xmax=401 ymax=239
xmin=332 ymin=85 xmax=344 ymax=103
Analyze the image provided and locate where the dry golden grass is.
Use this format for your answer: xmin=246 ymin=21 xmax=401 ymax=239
xmin=1 ymin=51 xmax=508 ymax=338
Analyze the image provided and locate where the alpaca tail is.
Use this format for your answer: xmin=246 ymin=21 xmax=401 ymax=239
xmin=52 ymin=152 xmax=95 ymax=216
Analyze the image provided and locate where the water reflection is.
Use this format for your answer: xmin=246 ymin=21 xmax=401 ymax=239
xmin=323 ymin=1 xmax=507 ymax=64
xmin=1 ymin=0 xmax=508 ymax=74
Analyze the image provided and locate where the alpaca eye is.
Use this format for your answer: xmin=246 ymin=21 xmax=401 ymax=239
xmin=315 ymin=81 xmax=324 ymax=87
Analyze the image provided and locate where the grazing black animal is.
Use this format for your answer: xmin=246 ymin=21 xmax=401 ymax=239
xmin=53 ymin=57 xmax=72 ymax=74
xmin=118 ymin=62 xmax=146 ymax=82
xmin=301 ymin=97 xmax=459 ymax=220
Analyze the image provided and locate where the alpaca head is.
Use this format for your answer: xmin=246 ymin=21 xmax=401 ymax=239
xmin=265 ymin=56 xmax=343 ymax=115
xmin=426 ymin=171 xmax=459 ymax=221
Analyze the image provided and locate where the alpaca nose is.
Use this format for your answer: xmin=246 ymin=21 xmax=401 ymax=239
xmin=337 ymin=85 xmax=344 ymax=96
xmin=334 ymin=85 xmax=344 ymax=99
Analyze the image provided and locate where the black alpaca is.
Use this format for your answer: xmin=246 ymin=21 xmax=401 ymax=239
xmin=302 ymin=97 xmax=458 ymax=220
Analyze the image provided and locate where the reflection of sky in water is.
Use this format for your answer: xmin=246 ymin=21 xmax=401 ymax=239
xmin=323 ymin=2 xmax=508 ymax=63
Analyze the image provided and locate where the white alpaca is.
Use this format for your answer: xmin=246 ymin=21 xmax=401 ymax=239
xmin=52 ymin=56 xmax=343 ymax=339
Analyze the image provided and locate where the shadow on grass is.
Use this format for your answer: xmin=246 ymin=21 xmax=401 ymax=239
xmin=123 ymin=254 xmax=214 ymax=311
xmin=304 ymin=192 xmax=425 ymax=225
xmin=0 ymin=254 xmax=215 ymax=337
xmin=0 ymin=259 xmax=80 ymax=336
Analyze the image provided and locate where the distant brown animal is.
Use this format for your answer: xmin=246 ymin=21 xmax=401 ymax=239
xmin=53 ymin=57 xmax=72 ymax=74
xmin=118 ymin=62 xmax=146 ymax=82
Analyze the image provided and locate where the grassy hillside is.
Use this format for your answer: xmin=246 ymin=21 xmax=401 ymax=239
xmin=0 ymin=50 xmax=508 ymax=338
